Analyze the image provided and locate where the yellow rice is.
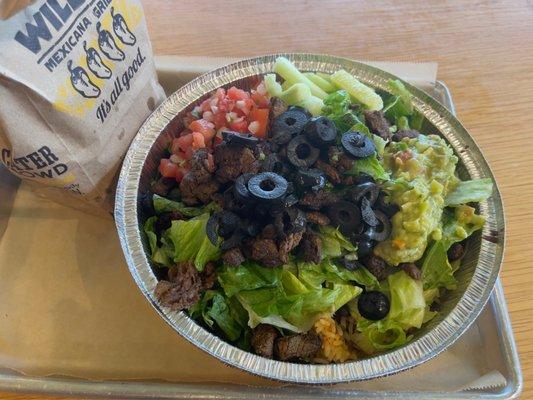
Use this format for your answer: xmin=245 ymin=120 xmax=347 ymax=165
xmin=314 ymin=315 xmax=356 ymax=363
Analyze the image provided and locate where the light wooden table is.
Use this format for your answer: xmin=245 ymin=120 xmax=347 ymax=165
xmin=4 ymin=0 xmax=532 ymax=398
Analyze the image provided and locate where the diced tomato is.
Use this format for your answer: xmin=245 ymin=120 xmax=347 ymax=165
xmin=159 ymin=158 xmax=179 ymax=178
xmin=227 ymin=86 xmax=250 ymax=101
xmin=175 ymin=133 xmax=193 ymax=151
xmin=190 ymin=119 xmax=215 ymax=137
xmin=248 ymin=108 xmax=269 ymax=138
xmin=200 ymin=99 xmax=212 ymax=112
xmin=251 ymin=91 xmax=270 ymax=108
xmin=215 ymin=88 xmax=226 ymax=101
xmin=174 ymin=165 xmax=190 ymax=182
xmin=233 ymin=98 xmax=255 ymax=116
xmin=191 ymin=131 xmax=206 ymax=149
xmin=230 ymin=118 xmax=248 ymax=133
xmin=217 ymin=97 xmax=234 ymax=113
xmin=213 ymin=112 xmax=227 ymax=129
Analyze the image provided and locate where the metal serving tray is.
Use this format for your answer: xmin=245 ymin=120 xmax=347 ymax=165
xmin=0 ymin=79 xmax=522 ymax=399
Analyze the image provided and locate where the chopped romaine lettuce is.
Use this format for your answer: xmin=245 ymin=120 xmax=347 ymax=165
xmin=441 ymin=205 xmax=486 ymax=249
xmin=355 ymin=318 xmax=410 ymax=353
xmin=345 ymin=155 xmax=390 ymax=181
xmin=164 ymin=213 xmax=220 ymax=271
xmin=444 ymin=178 xmax=493 ymax=206
xmin=322 ymin=90 xmax=362 ymax=133
xmin=319 ymin=225 xmax=357 ymax=258
xmin=387 ymin=79 xmax=413 ymax=115
xmin=143 ymin=216 xmax=173 ymax=267
xmin=387 ymin=270 xmax=426 ymax=330
xmin=218 ymin=261 xmax=282 ymax=297
xmin=153 ymin=194 xmax=220 ymax=217
xmin=421 ymin=241 xmax=457 ymax=290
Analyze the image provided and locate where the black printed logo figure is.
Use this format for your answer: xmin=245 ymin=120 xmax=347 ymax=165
xmin=67 ymin=60 xmax=100 ymax=98
xmin=111 ymin=7 xmax=136 ymax=46
xmin=83 ymin=41 xmax=112 ymax=79
xmin=96 ymin=21 xmax=125 ymax=61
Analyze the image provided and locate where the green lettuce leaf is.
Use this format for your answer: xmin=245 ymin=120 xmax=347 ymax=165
xmin=164 ymin=213 xmax=220 ymax=271
xmin=319 ymin=225 xmax=357 ymax=258
xmin=218 ymin=262 xmax=361 ymax=333
xmin=441 ymin=205 xmax=486 ymax=249
xmin=322 ymin=90 xmax=363 ymax=133
xmin=386 ymin=79 xmax=413 ymax=115
xmin=345 ymin=155 xmax=390 ymax=181
xmin=355 ymin=318 xmax=410 ymax=353
xmin=189 ymin=290 xmax=249 ymax=342
xmin=297 ymin=259 xmax=380 ymax=291
xmin=421 ymin=241 xmax=457 ymax=290
xmin=153 ymin=194 xmax=220 ymax=217
xmin=143 ymin=216 xmax=173 ymax=267
xmin=387 ymin=270 xmax=426 ymax=330
xmin=444 ymin=178 xmax=493 ymax=206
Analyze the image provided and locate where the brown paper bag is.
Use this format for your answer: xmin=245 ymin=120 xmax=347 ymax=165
xmin=0 ymin=0 xmax=165 ymax=215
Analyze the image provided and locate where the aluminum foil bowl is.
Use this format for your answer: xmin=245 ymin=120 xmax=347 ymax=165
xmin=115 ymin=54 xmax=504 ymax=384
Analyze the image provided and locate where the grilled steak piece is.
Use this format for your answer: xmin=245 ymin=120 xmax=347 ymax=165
xmin=214 ymin=144 xmax=260 ymax=184
xmin=306 ymin=211 xmax=330 ymax=226
xmin=299 ymin=190 xmax=339 ymax=211
xmin=363 ymin=110 xmax=391 ymax=140
xmin=222 ymin=247 xmax=246 ymax=266
xmin=299 ymin=231 xmax=323 ymax=264
xmin=251 ymin=324 xmax=279 ymax=359
xmin=275 ymin=332 xmax=322 ymax=361
xmin=155 ymin=261 xmax=202 ymax=310
xmin=180 ymin=149 xmax=219 ymax=205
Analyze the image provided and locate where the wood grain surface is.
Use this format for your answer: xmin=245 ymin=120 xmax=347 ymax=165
xmin=3 ymin=0 xmax=532 ymax=398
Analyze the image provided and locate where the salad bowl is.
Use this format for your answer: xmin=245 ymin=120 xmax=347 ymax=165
xmin=115 ymin=53 xmax=504 ymax=383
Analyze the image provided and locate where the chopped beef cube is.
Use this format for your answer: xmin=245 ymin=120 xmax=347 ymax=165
xmin=151 ymin=177 xmax=177 ymax=197
xmin=278 ymin=231 xmax=304 ymax=263
xmin=214 ymin=144 xmax=260 ymax=184
xmin=328 ymin=146 xmax=355 ymax=173
xmin=269 ymin=97 xmax=288 ymax=123
xmin=180 ymin=149 xmax=220 ymax=205
xmin=299 ymin=190 xmax=340 ymax=210
xmin=448 ymin=242 xmax=465 ymax=262
xmin=155 ymin=261 xmax=202 ymax=310
xmin=362 ymin=255 xmax=392 ymax=281
xmin=276 ymin=332 xmax=322 ymax=361
xmin=200 ymin=262 xmax=217 ymax=290
xmin=315 ymin=159 xmax=341 ymax=185
xmin=250 ymin=238 xmax=284 ymax=268
xmin=392 ymin=129 xmax=420 ymax=142
xmin=251 ymin=324 xmax=279 ymax=359
xmin=299 ymin=231 xmax=322 ymax=264
xmin=341 ymin=175 xmax=356 ymax=186
xmin=363 ymin=110 xmax=391 ymax=140
xmin=154 ymin=211 xmax=184 ymax=236
xmin=306 ymin=211 xmax=330 ymax=226
xmin=399 ymin=262 xmax=422 ymax=280
xmin=222 ymin=247 xmax=246 ymax=266
xmin=261 ymin=224 xmax=278 ymax=240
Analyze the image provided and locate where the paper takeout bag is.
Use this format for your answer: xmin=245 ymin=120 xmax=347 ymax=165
xmin=0 ymin=0 xmax=165 ymax=215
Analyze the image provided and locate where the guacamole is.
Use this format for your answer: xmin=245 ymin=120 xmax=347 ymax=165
xmin=374 ymin=135 xmax=459 ymax=265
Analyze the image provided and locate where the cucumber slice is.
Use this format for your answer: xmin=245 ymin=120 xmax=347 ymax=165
xmin=303 ymin=72 xmax=336 ymax=93
xmin=330 ymin=69 xmax=383 ymax=111
xmin=273 ymin=57 xmax=328 ymax=100
xmin=316 ymin=72 xmax=332 ymax=82
xmin=264 ymin=74 xmax=282 ymax=97
xmin=279 ymin=83 xmax=312 ymax=105
xmin=297 ymin=96 xmax=324 ymax=116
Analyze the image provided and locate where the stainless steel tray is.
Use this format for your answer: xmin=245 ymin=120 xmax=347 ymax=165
xmin=0 ymin=80 xmax=522 ymax=399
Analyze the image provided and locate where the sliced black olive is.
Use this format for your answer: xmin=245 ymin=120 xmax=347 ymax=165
xmin=353 ymin=173 xmax=375 ymax=186
xmin=346 ymin=181 xmax=379 ymax=205
xmin=206 ymin=213 xmax=220 ymax=245
xmin=360 ymin=197 xmax=379 ymax=227
xmin=247 ymin=172 xmax=288 ymax=202
xmin=339 ymin=256 xmax=360 ymax=271
xmin=222 ymin=130 xmax=259 ymax=147
xmin=303 ymin=116 xmax=337 ymax=146
xmin=327 ymin=201 xmax=362 ymax=235
xmin=234 ymin=173 xmax=255 ymax=203
xmin=364 ymin=211 xmax=391 ymax=242
xmin=294 ymin=168 xmax=326 ymax=191
xmin=261 ymin=153 xmax=285 ymax=174
xmin=274 ymin=207 xmax=307 ymax=237
xmin=288 ymin=105 xmax=312 ymax=119
xmin=217 ymin=211 xmax=241 ymax=238
xmin=286 ymin=135 xmax=320 ymax=168
xmin=220 ymin=231 xmax=244 ymax=251
xmin=139 ymin=192 xmax=155 ymax=216
xmin=358 ymin=291 xmax=390 ymax=321
xmin=270 ymin=109 xmax=310 ymax=144
xmin=341 ymin=132 xmax=376 ymax=159
xmin=376 ymin=192 xmax=400 ymax=218
xmin=356 ymin=239 xmax=374 ymax=258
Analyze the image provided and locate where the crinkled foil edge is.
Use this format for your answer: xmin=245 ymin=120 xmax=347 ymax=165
xmin=114 ymin=53 xmax=505 ymax=384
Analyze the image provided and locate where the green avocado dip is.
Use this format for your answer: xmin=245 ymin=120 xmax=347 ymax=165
xmin=374 ymin=135 xmax=459 ymax=266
